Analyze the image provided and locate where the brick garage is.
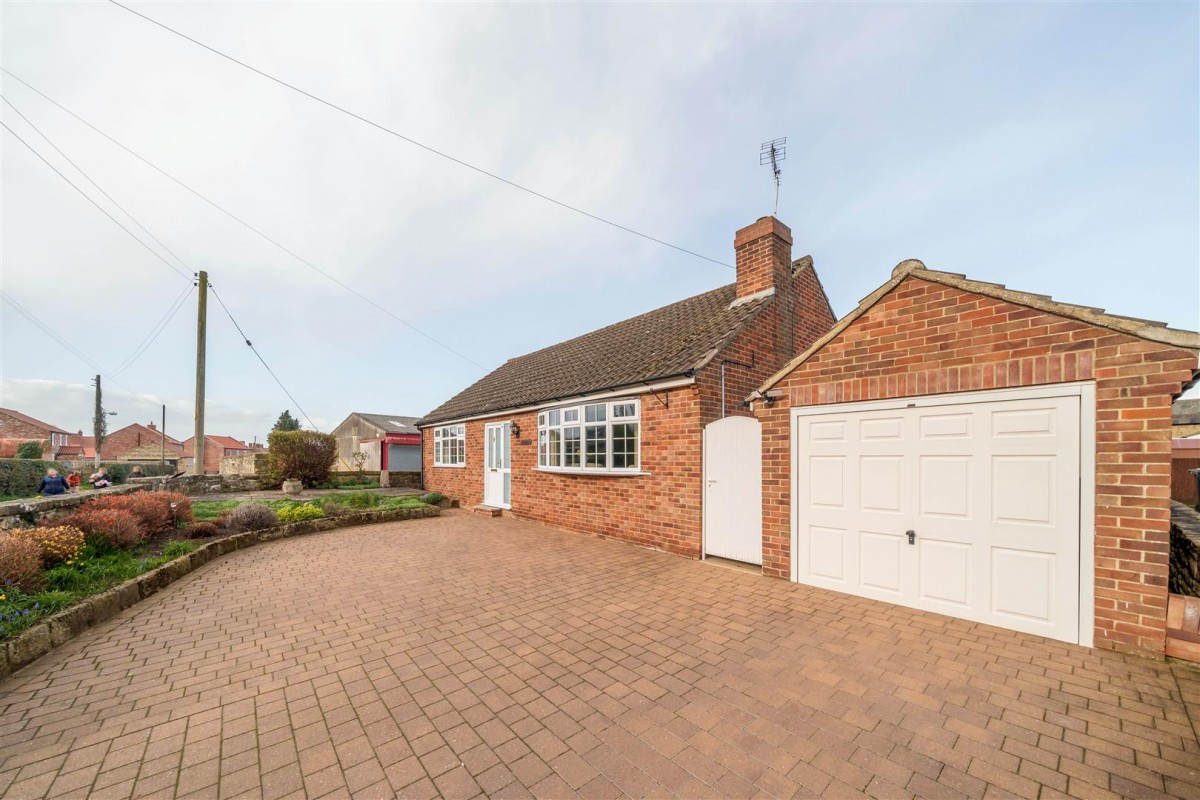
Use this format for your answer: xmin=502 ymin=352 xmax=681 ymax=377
xmin=753 ymin=260 xmax=1199 ymax=655
xmin=422 ymin=216 xmax=836 ymax=557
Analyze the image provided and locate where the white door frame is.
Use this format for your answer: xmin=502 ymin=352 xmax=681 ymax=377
xmin=790 ymin=381 xmax=1096 ymax=647
xmin=483 ymin=421 xmax=512 ymax=509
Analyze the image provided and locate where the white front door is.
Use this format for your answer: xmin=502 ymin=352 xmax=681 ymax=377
xmin=483 ymin=423 xmax=511 ymax=508
xmin=704 ymin=416 xmax=763 ymax=565
xmin=794 ymin=388 xmax=1083 ymax=643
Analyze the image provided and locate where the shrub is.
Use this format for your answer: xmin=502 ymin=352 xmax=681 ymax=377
xmin=266 ymin=430 xmax=338 ymax=488
xmin=63 ymin=508 xmax=146 ymax=549
xmin=0 ymin=459 xmax=67 ymax=496
xmin=88 ymin=491 xmax=194 ymax=533
xmin=0 ymin=534 xmax=44 ymax=593
xmin=185 ymin=521 xmax=220 ymax=539
xmin=225 ymin=503 xmax=278 ymax=532
xmin=16 ymin=441 xmax=43 ymax=459
xmin=420 ymin=492 xmax=447 ymax=505
xmin=339 ymin=491 xmax=381 ymax=509
xmin=318 ymin=499 xmax=347 ymax=518
xmin=14 ymin=526 xmax=85 ymax=567
xmin=161 ymin=540 xmax=197 ymax=559
xmin=276 ymin=503 xmax=324 ymax=523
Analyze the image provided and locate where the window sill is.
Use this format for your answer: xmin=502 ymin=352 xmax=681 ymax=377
xmin=535 ymin=467 xmax=650 ymax=477
xmin=432 ymin=464 xmax=466 ymax=469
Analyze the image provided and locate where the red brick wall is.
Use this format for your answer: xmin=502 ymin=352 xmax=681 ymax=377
xmin=697 ymin=261 xmax=837 ymax=423
xmin=0 ymin=412 xmax=54 ymax=445
xmin=423 ymin=385 xmax=706 ymax=557
xmin=756 ymin=276 xmax=1198 ymax=655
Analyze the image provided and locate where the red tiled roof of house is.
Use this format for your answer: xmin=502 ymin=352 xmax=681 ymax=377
xmin=0 ymin=408 xmax=69 ymax=435
xmin=181 ymin=435 xmax=251 ymax=456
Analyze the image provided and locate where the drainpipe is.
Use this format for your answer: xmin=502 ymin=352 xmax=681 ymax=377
xmin=719 ymin=355 xmax=756 ymax=418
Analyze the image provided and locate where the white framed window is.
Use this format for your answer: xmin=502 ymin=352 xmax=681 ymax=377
xmin=538 ymin=399 xmax=640 ymax=472
xmin=433 ymin=424 xmax=466 ymax=467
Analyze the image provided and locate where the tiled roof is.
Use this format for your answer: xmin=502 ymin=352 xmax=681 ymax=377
xmin=354 ymin=414 xmax=421 ymax=435
xmin=0 ymin=408 xmax=69 ymax=435
xmin=421 ymin=283 xmax=771 ymax=426
xmin=181 ymin=436 xmax=250 ymax=456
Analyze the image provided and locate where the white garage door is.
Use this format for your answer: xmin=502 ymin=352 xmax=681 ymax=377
xmin=793 ymin=388 xmax=1083 ymax=643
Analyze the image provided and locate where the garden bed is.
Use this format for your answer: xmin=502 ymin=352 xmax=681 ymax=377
xmin=0 ymin=502 xmax=440 ymax=679
xmin=2 ymin=490 xmax=445 ymax=652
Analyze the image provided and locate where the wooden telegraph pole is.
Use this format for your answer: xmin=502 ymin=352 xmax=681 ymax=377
xmin=193 ymin=271 xmax=207 ymax=475
xmin=93 ymin=374 xmax=103 ymax=469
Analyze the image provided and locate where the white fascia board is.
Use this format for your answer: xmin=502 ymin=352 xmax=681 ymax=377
xmin=418 ymin=375 xmax=696 ymax=428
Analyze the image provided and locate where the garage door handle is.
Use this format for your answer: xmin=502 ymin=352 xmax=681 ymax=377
xmin=907 ymin=530 xmax=916 ymax=545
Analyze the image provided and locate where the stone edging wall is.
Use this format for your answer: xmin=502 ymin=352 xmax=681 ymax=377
xmin=0 ymin=504 xmax=440 ymax=681
xmin=0 ymin=484 xmax=150 ymax=531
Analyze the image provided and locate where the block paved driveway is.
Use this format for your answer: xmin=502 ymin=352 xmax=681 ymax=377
xmin=2 ymin=512 xmax=1199 ymax=800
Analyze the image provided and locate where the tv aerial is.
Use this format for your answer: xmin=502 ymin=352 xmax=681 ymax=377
xmin=760 ymin=137 xmax=786 ymax=215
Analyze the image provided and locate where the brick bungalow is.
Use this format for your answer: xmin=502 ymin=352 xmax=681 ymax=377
xmin=89 ymin=422 xmax=184 ymax=462
xmin=749 ymin=259 xmax=1200 ymax=655
xmin=0 ymin=408 xmax=71 ymax=458
xmin=182 ymin=435 xmax=253 ymax=475
xmin=420 ymin=216 xmax=836 ymax=556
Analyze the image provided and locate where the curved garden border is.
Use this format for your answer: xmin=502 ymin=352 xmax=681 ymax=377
xmin=0 ymin=504 xmax=440 ymax=680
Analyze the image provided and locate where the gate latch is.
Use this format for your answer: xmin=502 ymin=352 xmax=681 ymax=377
xmin=906 ymin=530 xmax=916 ymax=545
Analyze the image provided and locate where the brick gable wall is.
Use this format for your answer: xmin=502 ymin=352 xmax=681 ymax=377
xmin=0 ymin=412 xmax=52 ymax=450
xmin=755 ymin=276 xmax=1198 ymax=655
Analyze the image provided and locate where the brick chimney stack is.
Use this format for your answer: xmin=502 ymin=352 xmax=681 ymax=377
xmin=734 ymin=216 xmax=792 ymax=299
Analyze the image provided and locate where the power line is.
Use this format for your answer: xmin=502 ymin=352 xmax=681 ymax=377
xmin=111 ymin=283 xmax=195 ymax=376
xmin=0 ymin=119 xmax=190 ymax=281
xmin=106 ymin=0 xmax=736 ymax=271
xmin=1 ymin=69 xmax=487 ymax=370
xmin=1 ymin=94 xmax=191 ymax=276
xmin=208 ymin=284 xmax=318 ymax=431
xmin=0 ymin=290 xmax=136 ymax=394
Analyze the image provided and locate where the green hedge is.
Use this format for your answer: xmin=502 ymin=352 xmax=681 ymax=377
xmin=0 ymin=458 xmax=66 ymax=496
xmin=95 ymin=463 xmax=178 ymax=484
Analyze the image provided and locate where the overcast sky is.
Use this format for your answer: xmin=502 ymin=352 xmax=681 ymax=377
xmin=2 ymin=1 xmax=1197 ymax=443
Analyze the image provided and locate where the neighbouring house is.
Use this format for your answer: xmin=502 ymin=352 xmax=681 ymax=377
xmin=746 ymin=259 xmax=1199 ymax=656
xmin=331 ymin=413 xmax=422 ymax=472
xmin=182 ymin=435 xmax=253 ymax=474
xmin=92 ymin=422 xmax=184 ymax=462
xmin=420 ymin=216 xmax=836 ymax=556
xmin=0 ymin=408 xmax=71 ymax=458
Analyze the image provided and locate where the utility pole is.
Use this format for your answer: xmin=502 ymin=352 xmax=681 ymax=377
xmin=93 ymin=374 xmax=103 ymax=469
xmin=193 ymin=271 xmax=207 ymax=475
xmin=160 ymin=404 xmax=166 ymax=466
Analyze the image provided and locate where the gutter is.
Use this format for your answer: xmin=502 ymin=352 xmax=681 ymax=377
xmin=417 ymin=371 xmax=697 ymax=428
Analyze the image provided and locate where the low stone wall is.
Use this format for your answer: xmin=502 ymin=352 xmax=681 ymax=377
xmin=220 ymin=452 xmax=269 ymax=476
xmin=383 ymin=471 xmax=422 ymax=490
xmin=132 ymin=474 xmax=263 ymax=496
xmin=0 ymin=484 xmax=149 ymax=530
xmin=1171 ymin=501 xmax=1200 ymax=597
xmin=0 ymin=504 xmax=440 ymax=679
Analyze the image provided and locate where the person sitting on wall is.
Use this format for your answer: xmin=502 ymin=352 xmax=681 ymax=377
xmin=128 ymin=466 xmax=145 ymax=480
xmin=66 ymin=471 xmax=81 ymax=490
xmin=89 ymin=467 xmax=112 ymax=489
xmin=37 ymin=468 xmax=73 ymax=496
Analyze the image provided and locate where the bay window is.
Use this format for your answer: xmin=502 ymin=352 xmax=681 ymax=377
xmin=539 ymin=399 xmax=640 ymax=472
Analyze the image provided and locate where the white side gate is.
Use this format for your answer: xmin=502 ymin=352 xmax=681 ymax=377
xmin=703 ymin=415 xmax=763 ymax=565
